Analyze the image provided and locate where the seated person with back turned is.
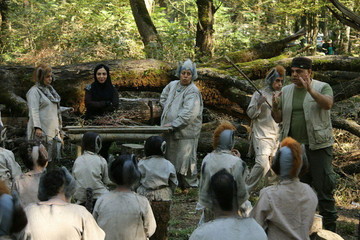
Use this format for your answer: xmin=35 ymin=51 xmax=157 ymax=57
xmin=137 ymin=136 xmax=178 ymax=240
xmin=20 ymin=167 xmax=105 ymax=240
xmin=190 ymin=169 xmax=267 ymax=240
xmin=250 ymin=137 xmax=318 ymax=240
xmin=198 ymin=121 xmax=249 ymax=223
xmin=93 ymin=154 xmax=156 ymax=240
xmin=72 ymin=132 xmax=112 ymax=212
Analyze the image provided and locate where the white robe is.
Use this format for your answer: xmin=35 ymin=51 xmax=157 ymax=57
xmin=12 ymin=171 xmax=43 ymax=207
xmin=26 ymin=85 xmax=63 ymax=161
xmin=198 ymin=150 xmax=249 ymax=211
xmin=20 ymin=202 xmax=105 ymax=240
xmin=160 ymin=80 xmax=203 ymax=180
xmin=246 ymin=88 xmax=280 ymax=191
xmin=0 ymin=147 xmax=21 ymax=190
xmin=72 ymin=151 xmax=111 ymax=203
xmin=137 ymin=155 xmax=178 ymax=201
xmin=189 ymin=217 xmax=267 ymax=240
xmin=93 ymin=191 xmax=156 ymax=240
xmin=250 ymin=178 xmax=318 ymax=240
xmin=26 ymin=85 xmax=62 ymax=140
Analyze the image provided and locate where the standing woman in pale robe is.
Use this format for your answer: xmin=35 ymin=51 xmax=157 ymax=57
xmin=26 ymin=64 xmax=69 ymax=164
xmin=160 ymin=59 xmax=203 ymax=190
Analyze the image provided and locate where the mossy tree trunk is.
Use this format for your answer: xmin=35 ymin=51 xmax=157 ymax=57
xmin=130 ymin=0 xmax=163 ymax=59
xmin=195 ymin=0 xmax=217 ymax=62
xmin=0 ymin=0 xmax=9 ymax=51
xmin=0 ymin=57 xmax=359 ymax=133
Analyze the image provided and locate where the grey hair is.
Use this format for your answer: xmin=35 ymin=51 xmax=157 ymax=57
xmin=175 ymin=59 xmax=198 ymax=80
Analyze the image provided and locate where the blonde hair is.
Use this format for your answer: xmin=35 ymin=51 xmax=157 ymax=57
xmin=33 ymin=64 xmax=52 ymax=85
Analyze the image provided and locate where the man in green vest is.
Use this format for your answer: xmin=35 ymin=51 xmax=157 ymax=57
xmin=271 ymin=57 xmax=338 ymax=232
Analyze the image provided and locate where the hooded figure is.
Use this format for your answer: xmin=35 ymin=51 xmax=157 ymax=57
xmin=93 ymin=154 xmax=157 ymax=240
xmin=82 ymin=132 xmax=102 ymax=154
xmin=246 ymin=65 xmax=285 ymax=193
xmin=198 ymin=121 xmax=248 ymax=223
xmin=190 ymin=170 xmax=267 ymax=240
xmin=85 ymin=64 xmax=119 ymax=161
xmin=138 ymin=136 xmax=178 ymax=240
xmin=250 ymin=137 xmax=318 ymax=240
xmin=85 ymin=64 xmax=119 ymax=119
xmin=72 ymin=132 xmax=111 ymax=206
xmin=160 ymin=59 xmax=203 ymax=190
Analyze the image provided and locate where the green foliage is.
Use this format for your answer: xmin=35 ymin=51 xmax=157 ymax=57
xmin=5 ymin=0 xmax=144 ymax=65
xmin=1 ymin=0 xmax=359 ymax=65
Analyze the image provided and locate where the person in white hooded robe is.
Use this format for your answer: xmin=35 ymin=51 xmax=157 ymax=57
xmin=190 ymin=170 xmax=267 ymax=240
xmin=93 ymin=154 xmax=156 ymax=240
xmin=198 ymin=121 xmax=249 ymax=223
xmin=250 ymin=137 xmax=318 ymax=240
xmin=72 ymin=132 xmax=112 ymax=211
xmin=246 ymin=65 xmax=285 ymax=193
xmin=160 ymin=59 xmax=203 ymax=190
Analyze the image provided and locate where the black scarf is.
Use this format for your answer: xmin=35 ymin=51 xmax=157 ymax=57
xmin=89 ymin=80 xmax=115 ymax=102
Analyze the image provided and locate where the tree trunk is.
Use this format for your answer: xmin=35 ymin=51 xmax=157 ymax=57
xmin=129 ymin=0 xmax=163 ymax=59
xmin=305 ymin=0 xmax=319 ymax=56
xmin=0 ymin=0 xmax=9 ymax=51
xmin=0 ymin=57 xmax=359 ymax=126
xmin=327 ymin=0 xmax=360 ymax=31
xmin=195 ymin=0 xmax=216 ymax=61
xmin=224 ymin=28 xmax=306 ymax=63
xmin=332 ymin=115 xmax=360 ymax=138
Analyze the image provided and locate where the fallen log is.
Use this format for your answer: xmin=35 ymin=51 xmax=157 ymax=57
xmin=332 ymin=115 xmax=360 ymax=138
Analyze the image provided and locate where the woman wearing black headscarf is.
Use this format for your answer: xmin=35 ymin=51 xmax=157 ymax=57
xmin=85 ymin=64 xmax=119 ymax=160
xmin=85 ymin=64 xmax=119 ymax=119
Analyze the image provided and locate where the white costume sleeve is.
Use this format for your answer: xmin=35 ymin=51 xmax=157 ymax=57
xmin=27 ymin=87 xmax=42 ymax=129
xmin=250 ymin=189 xmax=270 ymax=230
xmin=246 ymin=91 xmax=262 ymax=119
xmin=81 ymin=210 xmax=106 ymax=240
xmin=142 ymin=198 xmax=157 ymax=238
xmin=159 ymin=84 xmax=171 ymax=108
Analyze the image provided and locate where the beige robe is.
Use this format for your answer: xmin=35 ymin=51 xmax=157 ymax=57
xmin=26 ymin=85 xmax=62 ymax=140
xmin=12 ymin=171 xmax=43 ymax=207
xmin=93 ymin=191 xmax=156 ymax=240
xmin=136 ymin=156 xmax=178 ymax=201
xmin=160 ymin=80 xmax=203 ymax=182
xmin=250 ymin=178 xmax=318 ymax=240
xmin=198 ymin=150 xmax=249 ymax=211
xmin=20 ymin=202 xmax=105 ymax=240
xmin=247 ymin=88 xmax=279 ymax=156
xmin=72 ymin=151 xmax=111 ymax=203
xmin=26 ymin=85 xmax=63 ymax=161
xmin=246 ymin=88 xmax=280 ymax=191
xmin=189 ymin=217 xmax=267 ymax=240
xmin=0 ymin=148 xmax=21 ymax=190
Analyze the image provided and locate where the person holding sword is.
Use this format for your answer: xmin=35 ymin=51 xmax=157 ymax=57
xmin=246 ymin=65 xmax=285 ymax=193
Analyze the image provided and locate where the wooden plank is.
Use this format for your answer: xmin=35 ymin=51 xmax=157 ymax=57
xmin=63 ymin=125 xmax=172 ymax=134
